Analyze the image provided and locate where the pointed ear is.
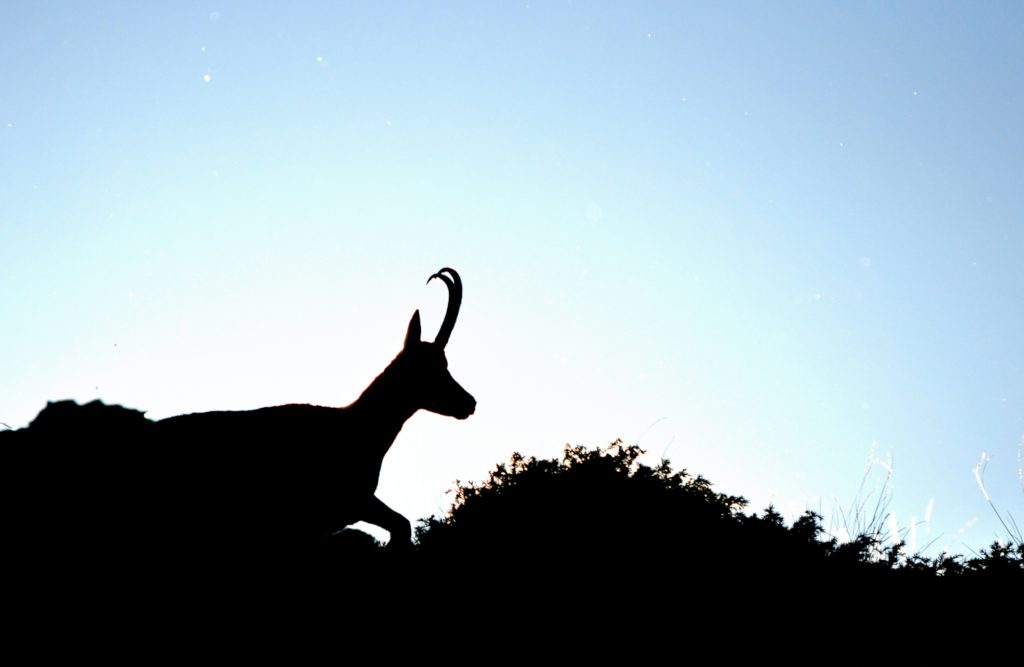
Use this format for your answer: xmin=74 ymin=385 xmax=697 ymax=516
xmin=404 ymin=310 xmax=422 ymax=349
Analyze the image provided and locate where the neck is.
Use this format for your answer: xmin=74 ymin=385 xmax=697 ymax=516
xmin=348 ymin=355 xmax=419 ymax=459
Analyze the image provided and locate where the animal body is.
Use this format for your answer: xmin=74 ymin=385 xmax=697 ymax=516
xmin=154 ymin=267 xmax=475 ymax=548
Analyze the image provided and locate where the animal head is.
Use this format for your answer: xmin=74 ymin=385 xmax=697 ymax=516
xmin=395 ymin=268 xmax=476 ymax=420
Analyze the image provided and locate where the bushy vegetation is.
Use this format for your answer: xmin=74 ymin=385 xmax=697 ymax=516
xmin=409 ymin=440 xmax=1021 ymax=582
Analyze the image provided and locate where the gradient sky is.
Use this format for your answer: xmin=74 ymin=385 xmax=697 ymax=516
xmin=2 ymin=2 xmax=1022 ymax=555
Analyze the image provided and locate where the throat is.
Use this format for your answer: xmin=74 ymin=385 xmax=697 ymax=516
xmin=349 ymin=366 xmax=419 ymax=450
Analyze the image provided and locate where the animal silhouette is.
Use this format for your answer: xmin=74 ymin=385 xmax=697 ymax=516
xmin=0 ymin=268 xmax=475 ymax=558
xmin=153 ymin=267 xmax=476 ymax=548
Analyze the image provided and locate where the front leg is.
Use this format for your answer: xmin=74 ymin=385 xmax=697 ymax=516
xmin=362 ymin=495 xmax=412 ymax=548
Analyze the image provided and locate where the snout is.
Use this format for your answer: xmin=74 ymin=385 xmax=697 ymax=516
xmin=425 ymin=383 xmax=476 ymax=420
xmin=439 ymin=374 xmax=475 ymax=419
xmin=454 ymin=395 xmax=476 ymax=420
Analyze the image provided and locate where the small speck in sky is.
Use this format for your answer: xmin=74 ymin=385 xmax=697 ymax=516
xmin=680 ymin=96 xmax=687 ymax=103
xmin=209 ymin=11 xmax=220 ymax=22
xmin=203 ymin=73 xmax=212 ymax=83
xmin=200 ymin=46 xmax=206 ymax=53
xmin=647 ymin=32 xmax=653 ymax=39
xmin=912 ymin=90 xmax=919 ymax=96
xmin=859 ymin=256 xmax=872 ymax=269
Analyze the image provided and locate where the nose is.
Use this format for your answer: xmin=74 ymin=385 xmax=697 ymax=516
xmin=459 ymin=395 xmax=476 ymax=419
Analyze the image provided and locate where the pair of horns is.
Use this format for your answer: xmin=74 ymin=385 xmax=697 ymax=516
xmin=427 ymin=267 xmax=462 ymax=349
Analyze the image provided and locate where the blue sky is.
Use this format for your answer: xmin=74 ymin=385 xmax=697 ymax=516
xmin=2 ymin=2 xmax=1021 ymax=555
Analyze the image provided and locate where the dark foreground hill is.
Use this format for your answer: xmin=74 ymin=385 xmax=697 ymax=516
xmin=2 ymin=400 xmax=1019 ymax=596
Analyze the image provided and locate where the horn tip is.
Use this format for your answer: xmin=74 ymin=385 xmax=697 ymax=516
xmin=427 ymin=268 xmax=458 ymax=285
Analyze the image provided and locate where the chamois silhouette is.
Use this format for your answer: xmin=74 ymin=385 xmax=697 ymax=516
xmin=1 ymin=268 xmax=475 ymax=557
xmin=154 ymin=267 xmax=476 ymax=548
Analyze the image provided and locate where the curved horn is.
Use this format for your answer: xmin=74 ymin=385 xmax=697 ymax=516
xmin=427 ymin=267 xmax=462 ymax=349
